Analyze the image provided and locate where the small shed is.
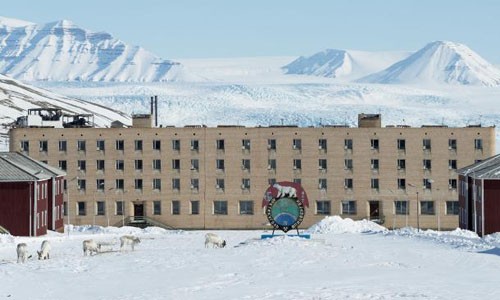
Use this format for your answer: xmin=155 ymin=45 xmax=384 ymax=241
xmin=457 ymin=154 xmax=500 ymax=236
xmin=0 ymin=152 xmax=66 ymax=236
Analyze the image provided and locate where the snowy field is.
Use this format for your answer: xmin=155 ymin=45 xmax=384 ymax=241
xmin=2 ymin=217 xmax=500 ymax=300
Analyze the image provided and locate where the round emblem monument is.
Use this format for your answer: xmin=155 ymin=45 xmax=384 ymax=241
xmin=262 ymin=181 xmax=309 ymax=233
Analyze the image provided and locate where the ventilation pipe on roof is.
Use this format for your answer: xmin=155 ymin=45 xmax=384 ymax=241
xmin=155 ymin=95 xmax=158 ymax=127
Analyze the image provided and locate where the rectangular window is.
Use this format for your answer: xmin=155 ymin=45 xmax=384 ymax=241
xmin=154 ymin=201 xmax=162 ymax=215
xmin=191 ymin=178 xmax=199 ymax=189
xmin=395 ymin=200 xmax=408 ymax=215
xmin=449 ymin=179 xmax=457 ymax=190
xmin=153 ymin=140 xmax=161 ymax=150
xmin=77 ymin=202 xmax=86 ymax=216
xmin=448 ymin=139 xmax=457 ymax=150
xmin=116 ymin=201 xmax=124 ymax=216
xmin=116 ymin=160 xmax=124 ymax=171
xmin=135 ymin=140 xmax=143 ymax=151
xmin=371 ymin=159 xmax=379 ymax=170
xmin=397 ymin=139 xmax=406 ymax=150
xmin=115 ymin=179 xmax=124 ymax=190
xmin=153 ymin=159 xmax=162 ymax=171
xmin=216 ymin=139 xmax=225 ymax=150
xmin=268 ymin=178 xmax=276 ymax=185
xmin=216 ymin=178 xmax=225 ymax=190
xmin=341 ymin=200 xmax=356 ymax=215
xmin=191 ymin=201 xmax=200 ymax=215
xmin=39 ymin=140 xmax=48 ymax=152
xmin=97 ymin=140 xmax=105 ymax=151
xmin=135 ymin=179 xmax=143 ymax=190
xmin=241 ymin=178 xmax=250 ymax=189
xmin=344 ymin=139 xmax=353 ymax=150
xmin=214 ymin=201 xmax=228 ymax=215
xmin=318 ymin=159 xmax=327 ymax=170
xmin=77 ymin=179 xmax=86 ymax=191
xmin=344 ymin=178 xmax=353 ymax=189
xmin=172 ymin=139 xmax=181 ymax=151
xmin=446 ymin=201 xmax=459 ymax=215
xmin=268 ymin=159 xmax=276 ymax=170
xmin=423 ymin=159 xmax=432 ymax=170
xmin=58 ymin=140 xmax=67 ymax=152
xmin=420 ymin=201 xmax=435 ymax=215
xmin=242 ymin=159 xmax=251 ymax=171
xmin=172 ymin=178 xmax=180 ymax=190
xmin=242 ymin=139 xmax=251 ymax=150
xmin=191 ymin=159 xmax=199 ymax=171
xmin=77 ymin=140 xmax=86 ymax=151
xmin=172 ymin=159 xmax=181 ymax=171
xmin=20 ymin=140 xmax=29 ymax=152
xmin=153 ymin=178 xmax=162 ymax=190
xmin=474 ymin=139 xmax=483 ymax=150
xmin=370 ymin=139 xmax=379 ymax=150
xmin=96 ymin=201 xmax=105 ymax=216
xmin=77 ymin=160 xmax=86 ymax=171
xmin=371 ymin=178 xmax=379 ymax=190
xmin=135 ymin=159 xmax=143 ymax=171
xmin=216 ymin=159 xmax=225 ymax=171
xmin=172 ymin=201 xmax=180 ymax=215
xmin=293 ymin=159 xmax=302 ymax=170
xmin=398 ymin=178 xmax=406 ymax=190
xmin=191 ymin=139 xmax=199 ymax=151
xmin=59 ymin=160 xmax=67 ymax=171
xmin=63 ymin=201 xmax=67 ymax=216
xmin=318 ymin=178 xmax=327 ymax=190
xmin=115 ymin=140 xmax=124 ymax=150
xmin=316 ymin=201 xmax=331 ymax=215
xmin=268 ymin=139 xmax=276 ymax=150
xmin=319 ymin=139 xmax=327 ymax=150
xmin=423 ymin=139 xmax=431 ymax=150
xmin=423 ymin=178 xmax=433 ymax=190
xmin=449 ymin=160 xmax=457 ymax=170
xmin=239 ymin=201 xmax=254 ymax=215
xmin=96 ymin=179 xmax=105 ymax=191
xmin=397 ymin=159 xmax=406 ymax=170
xmin=293 ymin=139 xmax=302 ymax=150
xmin=344 ymin=159 xmax=353 ymax=170
xmin=97 ymin=160 xmax=105 ymax=171
xmin=293 ymin=178 xmax=301 ymax=184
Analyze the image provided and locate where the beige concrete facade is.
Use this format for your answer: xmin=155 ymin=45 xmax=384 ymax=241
xmin=9 ymin=118 xmax=495 ymax=230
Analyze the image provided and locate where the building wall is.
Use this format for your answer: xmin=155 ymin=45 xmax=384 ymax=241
xmin=483 ymin=180 xmax=500 ymax=235
xmin=9 ymin=124 xmax=495 ymax=230
xmin=34 ymin=180 xmax=49 ymax=236
xmin=0 ymin=182 xmax=31 ymax=236
xmin=48 ymin=176 xmax=65 ymax=232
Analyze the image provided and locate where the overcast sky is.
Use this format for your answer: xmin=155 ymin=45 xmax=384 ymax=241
xmin=3 ymin=0 xmax=499 ymax=62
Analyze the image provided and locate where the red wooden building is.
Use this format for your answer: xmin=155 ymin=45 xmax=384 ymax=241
xmin=458 ymin=154 xmax=500 ymax=236
xmin=0 ymin=152 xmax=65 ymax=236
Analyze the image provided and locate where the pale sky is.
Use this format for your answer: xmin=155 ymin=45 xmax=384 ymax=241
xmin=3 ymin=0 xmax=499 ymax=62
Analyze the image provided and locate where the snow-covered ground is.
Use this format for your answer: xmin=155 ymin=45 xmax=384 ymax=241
xmin=2 ymin=217 xmax=500 ymax=299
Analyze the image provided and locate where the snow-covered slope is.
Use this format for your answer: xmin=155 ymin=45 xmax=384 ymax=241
xmin=283 ymin=49 xmax=410 ymax=80
xmin=0 ymin=73 xmax=130 ymax=149
xmin=358 ymin=41 xmax=500 ymax=86
xmin=0 ymin=17 xmax=184 ymax=82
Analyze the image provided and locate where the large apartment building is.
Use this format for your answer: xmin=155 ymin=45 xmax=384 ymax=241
xmin=9 ymin=112 xmax=495 ymax=230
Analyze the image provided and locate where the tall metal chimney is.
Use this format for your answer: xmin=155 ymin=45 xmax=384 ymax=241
xmin=154 ymin=95 xmax=158 ymax=127
xmin=150 ymin=96 xmax=154 ymax=117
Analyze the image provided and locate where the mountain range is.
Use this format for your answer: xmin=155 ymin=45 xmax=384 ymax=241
xmin=0 ymin=17 xmax=183 ymax=82
xmin=284 ymin=41 xmax=500 ymax=86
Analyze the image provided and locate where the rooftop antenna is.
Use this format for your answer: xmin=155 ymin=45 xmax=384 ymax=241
xmin=479 ymin=115 xmax=482 ymax=126
xmin=280 ymin=118 xmax=284 ymax=126
xmin=319 ymin=118 xmax=322 ymax=127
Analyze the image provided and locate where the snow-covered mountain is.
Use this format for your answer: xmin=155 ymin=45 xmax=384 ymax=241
xmin=283 ymin=49 xmax=410 ymax=80
xmin=357 ymin=41 xmax=500 ymax=86
xmin=0 ymin=17 xmax=184 ymax=82
xmin=0 ymin=72 xmax=130 ymax=149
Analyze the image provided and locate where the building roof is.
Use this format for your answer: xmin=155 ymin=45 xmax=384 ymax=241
xmin=0 ymin=152 xmax=63 ymax=182
xmin=457 ymin=154 xmax=500 ymax=179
